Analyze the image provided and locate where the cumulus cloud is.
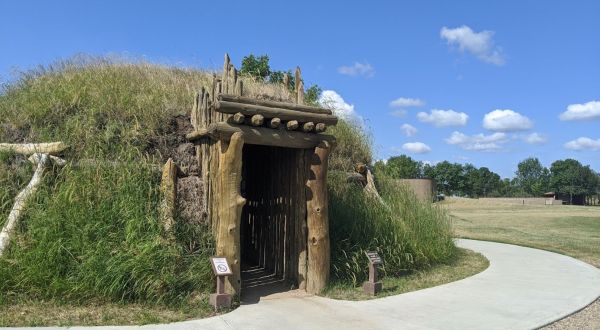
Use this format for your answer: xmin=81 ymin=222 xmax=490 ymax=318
xmin=390 ymin=97 xmax=425 ymax=108
xmin=318 ymin=90 xmax=358 ymax=120
xmin=440 ymin=25 xmax=505 ymax=65
xmin=417 ymin=109 xmax=468 ymax=127
xmin=483 ymin=109 xmax=532 ymax=131
xmin=559 ymin=101 xmax=600 ymax=121
xmin=337 ymin=62 xmax=375 ymax=78
xmin=564 ymin=137 xmax=600 ymax=151
xmin=445 ymin=131 xmax=508 ymax=151
xmin=400 ymin=124 xmax=418 ymax=137
xmin=402 ymin=142 xmax=431 ymax=154
xmin=524 ymin=133 xmax=547 ymax=145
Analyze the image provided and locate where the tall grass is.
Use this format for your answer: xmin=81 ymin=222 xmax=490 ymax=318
xmin=0 ymin=152 xmax=33 ymax=226
xmin=329 ymin=173 xmax=456 ymax=285
xmin=0 ymin=161 xmax=214 ymax=305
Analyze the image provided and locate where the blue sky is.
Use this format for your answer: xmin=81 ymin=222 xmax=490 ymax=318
xmin=1 ymin=0 xmax=599 ymax=178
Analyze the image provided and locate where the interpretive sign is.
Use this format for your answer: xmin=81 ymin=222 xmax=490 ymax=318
xmin=365 ymin=251 xmax=382 ymax=265
xmin=210 ymin=257 xmax=232 ymax=309
xmin=211 ymin=257 xmax=233 ymax=276
xmin=363 ymin=251 xmax=383 ymax=295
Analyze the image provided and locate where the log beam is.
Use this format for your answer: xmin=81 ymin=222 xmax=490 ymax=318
xmin=187 ymin=123 xmax=335 ymax=149
xmin=213 ymin=101 xmax=338 ymax=126
xmin=302 ymin=122 xmax=315 ymax=133
xmin=269 ymin=117 xmax=281 ymax=129
xmin=286 ymin=120 xmax=299 ymax=131
xmin=315 ymin=123 xmax=327 ymax=133
xmin=250 ymin=114 xmax=264 ymax=126
xmin=232 ymin=112 xmax=245 ymax=124
xmin=306 ymin=141 xmax=331 ymax=294
xmin=0 ymin=142 xmax=68 ymax=155
xmin=218 ymin=94 xmax=333 ymax=115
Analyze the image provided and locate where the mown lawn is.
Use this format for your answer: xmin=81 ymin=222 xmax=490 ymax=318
xmin=445 ymin=198 xmax=600 ymax=267
xmin=323 ymin=248 xmax=488 ymax=300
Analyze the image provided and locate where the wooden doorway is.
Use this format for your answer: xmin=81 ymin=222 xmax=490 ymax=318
xmin=240 ymin=145 xmax=310 ymax=299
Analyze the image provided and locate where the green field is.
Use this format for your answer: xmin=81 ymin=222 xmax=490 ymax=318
xmin=446 ymin=198 xmax=600 ymax=267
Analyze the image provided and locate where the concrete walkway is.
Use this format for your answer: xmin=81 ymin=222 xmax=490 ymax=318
xmin=6 ymin=239 xmax=600 ymax=330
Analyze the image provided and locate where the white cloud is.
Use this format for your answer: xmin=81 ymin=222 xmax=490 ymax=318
xmin=337 ymin=62 xmax=375 ymax=78
xmin=390 ymin=97 xmax=425 ymax=108
xmin=402 ymin=142 xmax=431 ymax=154
xmin=483 ymin=109 xmax=533 ymax=131
xmin=524 ymin=132 xmax=547 ymax=144
xmin=318 ymin=90 xmax=358 ymax=120
xmin=400 ymin=124 xmax=418 ymax=137
xmin=445 ymin=131 xmax=508 ymax=151
xmin=564 ymin=137 xmax=600 ymax=151
xmin=417 ymin=109 xmax=468 ymax=127
xmin=559 ymin=101 xmax=600 ymax=121
xmin=440 ymin=25 xmax=505 ymax=65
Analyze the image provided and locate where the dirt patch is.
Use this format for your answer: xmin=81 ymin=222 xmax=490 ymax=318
xmin=177 ymin=176 xmax=205 ymax=224
xmin=0 ymin=123 xmax=30 ymax=143
xmin=148 ymin=115 xmax=195 ymax=161
xmin=172 ymin=143 xmax=198 ymax=176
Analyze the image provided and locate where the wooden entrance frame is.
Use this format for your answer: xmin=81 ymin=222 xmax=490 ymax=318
xmin=187 ymin=54 xmax=338 ymax=297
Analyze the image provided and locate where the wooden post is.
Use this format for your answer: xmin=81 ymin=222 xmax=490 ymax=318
xmin=159 ymin=158 xmax=178 ymax=234
xmin=306 ymin=140 xmax=331 ymax=294
xmin=215 ymin=132 xmax=246 ymax=296
xmin=232 ymin=112 xmax=245 ymax=124
xmin=295 ymin=67 xmax=304 ymax=105
xmin=222 ymin=53 xmax=231 ymax=94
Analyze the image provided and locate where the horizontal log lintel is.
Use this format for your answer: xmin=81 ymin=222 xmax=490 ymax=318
xmin=218 ymin=94 xmax=333 ymax=115
xmin=214 ymin=100 xmax=338 ymax=126
xmin=187 ymin=123 xmax=335 ymax=149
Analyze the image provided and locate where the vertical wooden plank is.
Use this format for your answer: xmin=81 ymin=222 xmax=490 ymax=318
xmin=222 ymin=53 xmax=230 ymax=95
xmin=295 ymin=66 xmax=304 ymax=105
xmin=297 ymin=149 xmax=309 ymax=290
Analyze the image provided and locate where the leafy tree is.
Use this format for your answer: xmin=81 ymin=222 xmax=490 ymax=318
xmin=377 ymin=155 xmax=422 ymax=179
xmin=515 ymin=157 xmax=549 ymax=196
xmin=549 ymin=159 xmax=598 ymax=204
xmin=304 ymin=85 xmax=322 ymax=106
xmin=240 ymin=54 xmax=271 ymax=81
xmin=427 ymin=161 xmax=465 ymax=195
xmin=240 ymin=54 xmax=322 ymax=105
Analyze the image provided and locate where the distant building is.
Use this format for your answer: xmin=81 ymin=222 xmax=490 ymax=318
xmin=544 ymin=191 xmax=584 ymax=205
xmin=398 ymin=178 xmax=437 ymax=202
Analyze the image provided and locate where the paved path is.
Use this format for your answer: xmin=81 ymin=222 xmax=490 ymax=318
xmin=6 ymin=239 xmax=600 ymax=330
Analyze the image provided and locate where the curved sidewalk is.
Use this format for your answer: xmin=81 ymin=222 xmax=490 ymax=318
xmin=7 ymin=239 xmax=600 ymax=330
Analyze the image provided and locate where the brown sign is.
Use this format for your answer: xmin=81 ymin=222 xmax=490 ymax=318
xmin=365 ymin=251 xmax=382 ymax=265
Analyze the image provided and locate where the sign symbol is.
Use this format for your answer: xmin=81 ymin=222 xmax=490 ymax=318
xmin=217 ymin=264 xmax=228 ymax=272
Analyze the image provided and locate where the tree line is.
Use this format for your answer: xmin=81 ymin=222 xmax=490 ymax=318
xmin=374 ymin=155 xmax=600 ymax=204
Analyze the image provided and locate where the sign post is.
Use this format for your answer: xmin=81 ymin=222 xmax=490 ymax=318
xmin=210 ymin=257 xmax=233 ymax=309
xmin=363 ymin=251 xmax=383 ymax=295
